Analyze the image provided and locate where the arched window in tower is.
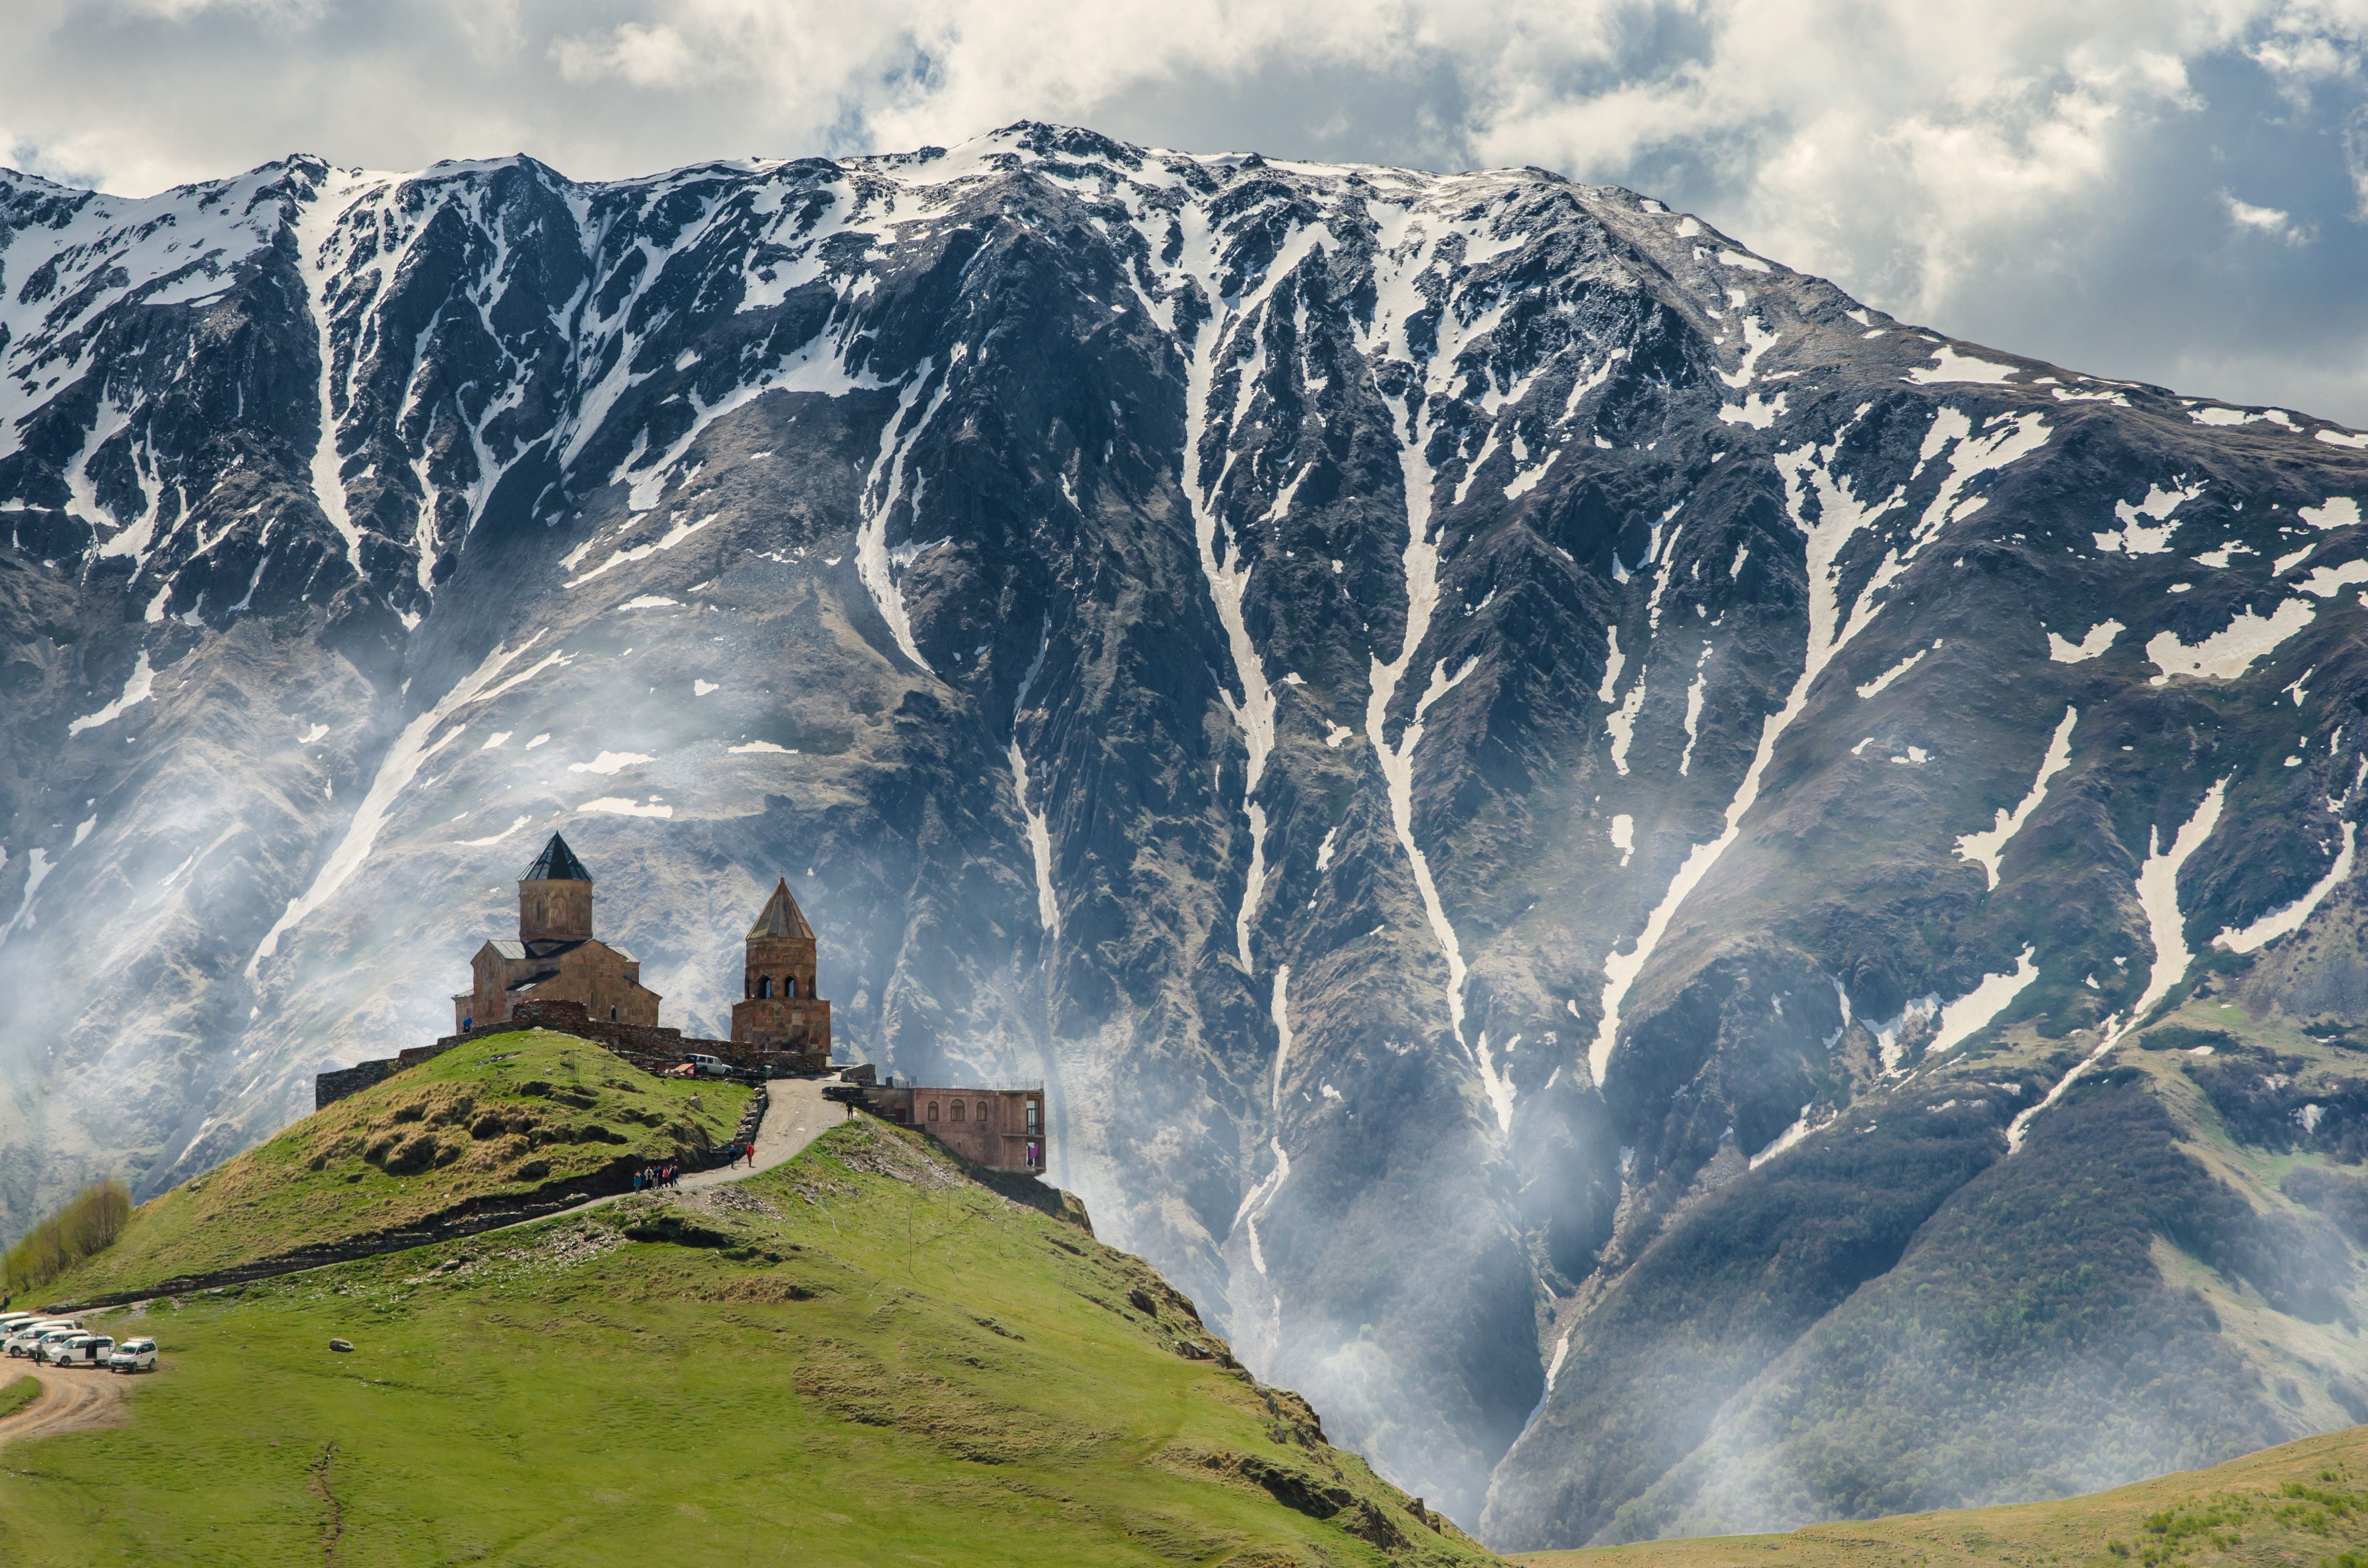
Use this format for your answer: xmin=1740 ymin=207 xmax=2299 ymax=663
xmin=758 ymin=976 xmax=772 ymax=999
xmin=787 ymin=976 xmax=798 ymax=997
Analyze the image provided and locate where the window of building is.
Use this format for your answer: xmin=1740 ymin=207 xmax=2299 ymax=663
xmin=787 ymin=977 xmax=798 ymax=997
xmin=927 ymin=1101 xmax=940 ymax=1121
xmin=976 ymin=1100 xmax=989 ymax=1122
xmin=1025 ymin=1100 xmax=1042 ymax=1134
xmin=950 ymin=1101 xmax=966 ymax=1122
xmin=758 ymin=976 xmax=772 ymax=999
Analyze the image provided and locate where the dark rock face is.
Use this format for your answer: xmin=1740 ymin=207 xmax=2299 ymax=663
xmin=6 ymin=123 xmax=2368 ymax=1539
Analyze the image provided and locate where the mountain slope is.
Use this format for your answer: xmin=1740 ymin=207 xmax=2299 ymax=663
xmin=5 ymin=123 xmax=2368 ymax=1537
xmin=1515 ymin=1419 xmax=2368 ymax=1568
xmin=2 ymin=1111 xmax=1493 ymax=1567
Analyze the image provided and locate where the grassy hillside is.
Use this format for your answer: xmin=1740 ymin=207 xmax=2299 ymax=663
xmin=0 ymin=1113 xmax=1493 ymax=1567
xmin=40 ymin=1031 xmax=747 ymax=1300
xmin=1515 ymin=1421 xmax=2368 ymax=1568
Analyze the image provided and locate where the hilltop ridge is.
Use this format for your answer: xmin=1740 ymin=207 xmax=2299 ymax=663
xmin=2 ymin=1064 xmax=1497 ymax=1567
xmin=41 ymin=1031 xmax=747 ymax=1302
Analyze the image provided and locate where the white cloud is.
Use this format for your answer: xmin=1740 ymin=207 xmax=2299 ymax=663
xmin=551 ymin=22 xmax=705 ymax=91
xmin=2224 ymin=189 xmax=2312 ymax=242
xmin=10 ymin=1 xmax=2368 ymax=416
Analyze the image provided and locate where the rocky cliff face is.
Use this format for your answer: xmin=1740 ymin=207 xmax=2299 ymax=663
xmin=6 ymin=124 xmax=2368 ymax=1542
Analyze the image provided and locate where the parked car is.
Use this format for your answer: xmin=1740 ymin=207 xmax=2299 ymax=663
xmin=6 ymin=1321 xmax=78 ymax=1358
xmin=48 ymin=1335 xmax=113 ymax=1368
xmin=29 ymin=1328 xmax=85 ymax=1363
xmin=682 ymin=1053 xmax=732 ymax=1078
xmin=107 ymin=1338 xmax=157 ymax=1373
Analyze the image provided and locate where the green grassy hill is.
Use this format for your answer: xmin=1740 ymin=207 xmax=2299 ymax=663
xmin=1514 ymin=1421 xmax=2368 ymax=1568
xmin=0 ymin=1105 xmax=1494 ymax=1567
xmin=39 ymin=1031 xmax=747 ymax=1300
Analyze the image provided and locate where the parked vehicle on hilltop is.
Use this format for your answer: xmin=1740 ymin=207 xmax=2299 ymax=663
xmin=683 ymin=1053 xmax=732 ymax=1078
xmin=108 ymin=1338 xmax=157 ymax=1373
xmin=29 ymin=1328 xmax=85 ymax=1363
xmin=6 ymin=1321 xmax=79 ymax=1358
xmin=47 ymin=1335 xmax=113 ymax=1368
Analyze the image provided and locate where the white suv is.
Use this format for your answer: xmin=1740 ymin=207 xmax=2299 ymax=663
xmin=108 ymin=1338 xmax=157 ymax=1373
xmin=684 ymin=1053 xmax=733 ymax=1077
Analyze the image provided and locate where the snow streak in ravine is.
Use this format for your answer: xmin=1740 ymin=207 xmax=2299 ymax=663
xmin=2008 ymin=778 xmax=2227 ymax=1151
xmin=1143 ymin=200 xmax=1319 ymax=976
xmin=1955 ymin=706 xmax=2077 ymax=889
xmin=1354 ymin=208 xmax=1512 ymax=1132
xmin=294 ymin=167 xmax=377 ymax=575
xmin=1591 ymin=410 xmax=2053 ymax=1085
xmin=1010 ymin=617 xmax=1059 ymax=937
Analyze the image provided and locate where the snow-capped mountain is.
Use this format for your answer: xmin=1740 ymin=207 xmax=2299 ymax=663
xmin=7 ymin=123 xmax=2368 ymax=1543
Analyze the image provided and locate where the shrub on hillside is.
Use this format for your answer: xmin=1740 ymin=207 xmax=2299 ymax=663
xmin=2 ymin=1179 xmax=132 ymax=1296
xmin=2184 ymin=1051 xmax=2368 ymax=1161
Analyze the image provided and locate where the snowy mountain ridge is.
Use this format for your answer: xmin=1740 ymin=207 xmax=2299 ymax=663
xmin=7 ymin=123 xmax=2368 ymax=1546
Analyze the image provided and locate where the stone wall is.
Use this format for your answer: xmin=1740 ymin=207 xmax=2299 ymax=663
xmin=313 ymin=1057 xmax=401 ymax=1111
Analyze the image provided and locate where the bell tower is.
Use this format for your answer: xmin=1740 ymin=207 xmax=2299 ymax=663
xmin=731 ymin=877 xmax=830 ymax=1060
xmin=518 ymin=833 xmax=594 ymax=945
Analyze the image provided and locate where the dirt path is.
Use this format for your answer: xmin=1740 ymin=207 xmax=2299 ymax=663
xmin=0 ymin=1366 xmax=132 ymax=1451
xmin=678 ymin=1077 xmax=839 ymax=1191
xmin=491 ymin=1077 xmax=843 ymax=1232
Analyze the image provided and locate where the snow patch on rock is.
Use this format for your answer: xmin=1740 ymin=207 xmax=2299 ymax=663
xmin=1955 ymin=706 xmax=2077 ymax=890
xmin=2146 ymin=600 xmax=2315 ymax=684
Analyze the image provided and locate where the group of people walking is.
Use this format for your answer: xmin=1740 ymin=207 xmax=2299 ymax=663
xmin=630 ymin=1140 xmax=759 ymax=1193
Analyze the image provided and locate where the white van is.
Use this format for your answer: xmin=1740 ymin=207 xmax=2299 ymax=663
xmin=6 ymin=1320 xmax=78 ymax=1358
xmin=48 ymin=1335 xmax=113 ymax=1368
xmin=28 ymin=1327 xmax=85 ymax=1363
xmin=108 ymin=1338 xmax=157 ymax=1373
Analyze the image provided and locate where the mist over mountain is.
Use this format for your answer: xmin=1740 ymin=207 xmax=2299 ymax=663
xmin=6 ymin=122 xmax=2368 ymax=1545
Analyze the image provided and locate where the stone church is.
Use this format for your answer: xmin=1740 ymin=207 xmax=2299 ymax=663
xmin=454 ymin=834 xmax=831 ymax=1056
xmin=732 ymin=878 xmax=833 ymax=1056
xmin=454 ymin=834 xmax=661 ymax=1032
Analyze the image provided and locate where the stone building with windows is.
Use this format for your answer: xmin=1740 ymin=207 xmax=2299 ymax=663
xmin=454 ymin=833 xmax=663 ymax=1033
xmin=730 ymin=878 xmax=832 ymax=1056
xmin=857 ymin=1083 xmax=1047 ymax=1173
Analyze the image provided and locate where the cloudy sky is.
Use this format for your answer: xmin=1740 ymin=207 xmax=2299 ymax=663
xmin=7 ymin=0 xmax=2368 ymax=421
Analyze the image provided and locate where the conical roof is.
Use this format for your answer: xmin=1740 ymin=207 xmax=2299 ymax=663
xmin=521 ymin=832 xmax=592 ymax=883
xmin=746 ymin=877 xmax=815 ymax=940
